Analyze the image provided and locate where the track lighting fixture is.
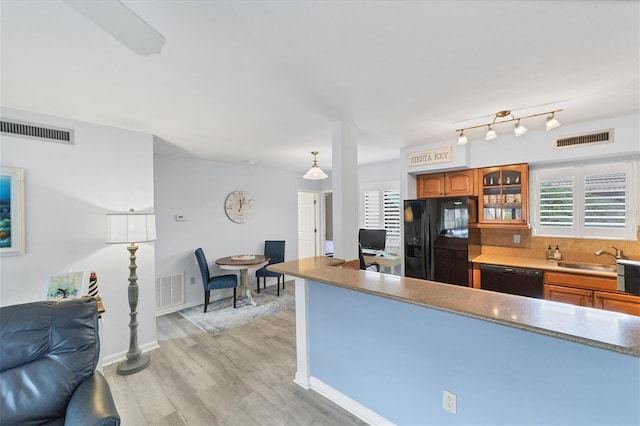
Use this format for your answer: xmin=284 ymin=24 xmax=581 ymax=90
xmin=455 ymin=109 xmax=563 ymax=144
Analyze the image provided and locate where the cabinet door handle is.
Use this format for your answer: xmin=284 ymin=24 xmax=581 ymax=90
xmin=587 ymin=293 xmax=593 ymax=298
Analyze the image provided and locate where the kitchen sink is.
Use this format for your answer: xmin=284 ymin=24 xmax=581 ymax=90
xmin=556 ymin=261 xmax=616 ymax=272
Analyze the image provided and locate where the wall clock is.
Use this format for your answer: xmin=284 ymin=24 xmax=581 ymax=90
xmin=224 ymin=190 xmax=254 ymax=223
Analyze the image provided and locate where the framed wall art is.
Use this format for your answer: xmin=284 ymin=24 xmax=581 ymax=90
xmin=0 ymin=166 xmax=25 ymax=255
xmin=45 ymin=271 xmax=85 ymax=301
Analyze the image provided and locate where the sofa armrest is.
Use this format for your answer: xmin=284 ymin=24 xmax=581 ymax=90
xmin=65 ymin=371 xmax=121 ymax=426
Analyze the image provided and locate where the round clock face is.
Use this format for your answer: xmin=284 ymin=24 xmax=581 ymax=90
xmin=224 ymin=191 xmax=254 ymax=223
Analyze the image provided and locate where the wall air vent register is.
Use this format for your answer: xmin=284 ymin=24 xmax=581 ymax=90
xmin=0 ymin=119 xmax=74 ymax=145
xmin=554 ymin=129 xmax=612 ymax=150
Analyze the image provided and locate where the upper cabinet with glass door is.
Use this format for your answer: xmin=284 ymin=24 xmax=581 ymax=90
xmin=478 ymin=164 xmax=529 ymax=227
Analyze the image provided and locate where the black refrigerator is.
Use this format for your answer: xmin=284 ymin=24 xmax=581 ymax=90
xmin=404 ymin=197 xmax=477 ymax=286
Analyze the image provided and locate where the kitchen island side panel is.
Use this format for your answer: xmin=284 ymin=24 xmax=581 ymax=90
xmin=307 ymin=280 xmax=640 ymax=425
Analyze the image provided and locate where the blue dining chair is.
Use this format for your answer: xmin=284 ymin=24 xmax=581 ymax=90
xmin=195 ymin=248 xmax=238 ymax=312
xmin=255 ymin=240 xmax=285 ymax=296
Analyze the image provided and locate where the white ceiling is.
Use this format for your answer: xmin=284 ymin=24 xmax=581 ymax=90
xmin=1 ymin=1 xmax=638 ymax=174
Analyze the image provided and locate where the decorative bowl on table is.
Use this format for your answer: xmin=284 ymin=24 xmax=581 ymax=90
xmin=231 ymin=254 xmax=255 ymax=261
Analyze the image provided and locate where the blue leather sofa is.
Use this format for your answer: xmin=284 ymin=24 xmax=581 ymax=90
xmin=0 ymin=298 xmax=121 ymax=425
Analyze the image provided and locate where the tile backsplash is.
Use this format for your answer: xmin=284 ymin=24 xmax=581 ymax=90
xmin=479 ymin=228 xmax=640 ymax=262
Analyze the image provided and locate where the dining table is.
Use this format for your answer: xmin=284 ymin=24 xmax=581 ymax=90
xmin=215 ymin=254 xmax=269 ymax=306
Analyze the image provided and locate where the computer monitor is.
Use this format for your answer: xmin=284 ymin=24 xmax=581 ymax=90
xmin=358 ymin=228 xmax=387 ymax=251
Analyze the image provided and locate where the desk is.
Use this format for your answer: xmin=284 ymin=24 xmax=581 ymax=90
xmin=364 ymin=253 xmax=401 ymax=275
xmin=216 ymin=255 xmax=269 ymax=306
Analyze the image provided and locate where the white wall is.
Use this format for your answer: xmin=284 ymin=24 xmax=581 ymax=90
xmin=358 ymin=158 xmax=402 ymax=185
xmin=153 ymin=153 xmax=318 ymax=311
xmin=0 ymin=107 xmax=157 ymax=362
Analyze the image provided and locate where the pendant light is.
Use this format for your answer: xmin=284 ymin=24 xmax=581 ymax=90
xmin=303 ymin=151 xmax=328 ymax=180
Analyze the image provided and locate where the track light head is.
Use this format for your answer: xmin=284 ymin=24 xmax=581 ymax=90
xmin=514 ymin=119 xmax=528 ymax=136
xmin=485 ymin=125 xmax=497 ymax=141
xmin=458 ymin=130 xmax=468 ymax=145
xmin=546 ymin=112 xmax=561 ymax=130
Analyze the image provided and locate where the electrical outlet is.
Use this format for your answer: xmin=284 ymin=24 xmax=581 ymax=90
xmin=443 ymin=390 xmax=457 ymax=414
xmin=513 ymin=234 xmax=521 ymax=244
xmin=190 ymin=277 xmax=196 ymax=285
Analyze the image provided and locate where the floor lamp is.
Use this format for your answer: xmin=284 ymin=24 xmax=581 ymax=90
xmin=107 ymin=209 xmax=156 ymax=376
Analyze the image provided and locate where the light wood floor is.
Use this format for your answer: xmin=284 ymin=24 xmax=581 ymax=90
xmin=104 ymin=286 xmax=365 ymax=426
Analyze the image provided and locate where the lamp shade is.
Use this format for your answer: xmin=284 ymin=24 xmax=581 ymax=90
xmin=107 ymin=210 xmax=156 ymax=244
xmin=514 ymin=120 xmax=528 ymax=137
xmin=485 ymin=126 xmax=497 ymax=141
xmin=303 ymin=165 xmax=328 ymax=180
xmin=457 ymin=130 xmax=468 ymax=145
xmin=546 ymin=113 xmax=561 ymax=130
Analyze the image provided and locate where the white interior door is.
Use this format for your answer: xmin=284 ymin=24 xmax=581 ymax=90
xmin=298 ymin=191 xmax=319 ymax=259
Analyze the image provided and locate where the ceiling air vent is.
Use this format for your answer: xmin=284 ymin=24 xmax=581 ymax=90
xmin=554 ymin=129 xmax=612 ymax=150
xmin=0 ymin=119 xmax=74 ymax=145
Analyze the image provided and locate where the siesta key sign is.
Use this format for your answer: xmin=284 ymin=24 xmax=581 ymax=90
xmin=407 ymin=146 xmax=453 ymax=167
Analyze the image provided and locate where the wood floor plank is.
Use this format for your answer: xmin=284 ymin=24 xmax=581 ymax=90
xmin=104 ymin=286 xmax=365 ymax=425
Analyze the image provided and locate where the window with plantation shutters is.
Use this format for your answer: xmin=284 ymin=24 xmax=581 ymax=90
xmin=532 ymin=162 xmax=636 ymax=239
xmin=361 ymin=183 xmax=401 ymax=254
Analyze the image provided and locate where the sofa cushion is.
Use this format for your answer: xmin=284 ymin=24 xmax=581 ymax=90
xmin=0 ymin=299 xmax=99 ymax=424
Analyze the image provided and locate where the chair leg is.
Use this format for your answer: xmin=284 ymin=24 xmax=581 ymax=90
xmin=277 ymin=277 xmax=280 ymax=296
xmin=204 ymin=290 xmax=210 ymax=313
xmin=256 ymin=277 xmax=260 ymax=294
xmin=233 ymin=287 xmax=236 ymax=308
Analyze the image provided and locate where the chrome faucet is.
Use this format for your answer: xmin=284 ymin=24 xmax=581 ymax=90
xmin=594 ymin=246 xmax=624 ymax=263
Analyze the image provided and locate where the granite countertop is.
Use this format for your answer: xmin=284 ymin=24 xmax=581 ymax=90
xmin=471 ymin=254 xmax=617 ymax=277
xmin=269 ymin=256 xmax=640 ymax=357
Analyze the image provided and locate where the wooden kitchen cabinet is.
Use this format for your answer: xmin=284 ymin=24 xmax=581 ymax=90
xmin=544 ymin=284 xmax=593 ymax=307
xmin=477 ymin=164 xmax=528 ymax=227
xmin=417 ymin=170 xmax=476 ymax=198
xmin=594 ymin=291 xmax=640 ymax=316
xmin=543 ymin=271 xmax=640 ymax=316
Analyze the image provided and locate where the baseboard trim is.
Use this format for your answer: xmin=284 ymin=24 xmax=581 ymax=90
xmin=307 ymin=376 xmax=394 ymax=426
xmin=102 ymin=340 xmax=160 ymax=367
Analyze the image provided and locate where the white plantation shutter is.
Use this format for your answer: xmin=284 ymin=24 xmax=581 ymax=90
xmin=539 ymin=175 xmax=574 ymax=227
xmin=364 ymin=190 xmax=381 ymax=229
xmin=533 ymin=162 xmax=635 ymax=239
xmin=361 ymin=183 xmax=401 ymax=254
xmin=383 ymin=190 xmax=401 ymax=253
xmin=584 ymin=172 xmax=626 ymax=229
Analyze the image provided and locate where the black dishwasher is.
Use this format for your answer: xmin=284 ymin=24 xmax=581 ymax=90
xmin=480 ymin=264 xmax=544 ymax=298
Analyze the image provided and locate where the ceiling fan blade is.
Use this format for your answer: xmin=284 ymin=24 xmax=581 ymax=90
xmin=64 ymin=0 xmax=165 ymax=56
